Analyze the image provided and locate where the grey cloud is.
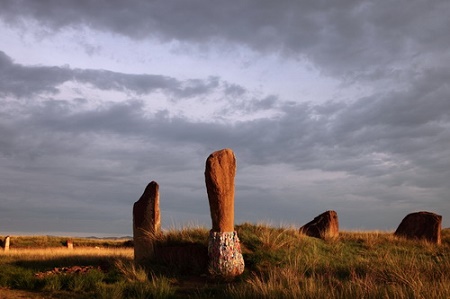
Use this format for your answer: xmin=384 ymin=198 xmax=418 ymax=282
xmin=14 ymin=64 xmax=448 ymax=192
xmin=74 ymin=71 xmax=225 ymax=98
xmin=32 ymin=99 xmax=147 ymax=135
xmin=0 ymin=51 xmax=246 ymax=99
xmin=223 ymin=82 xmax=246 ymax=97
xmin=2 ymin=55 xmax=448 ymax=198
xmin=0 ymin=51 xmax=72 ymax=97
xmin=1 ymin=78 xmax=449 ymax=232
xmin=331 ymin=68 xmax=450 ymax=165
xmin=73 ymin=69 xmax=181 ymax=95
xmin=251 ymin=95 xmax=278 ymax=111
xmin=171 ymin=76 xmax=220 ymax=99
xmin=220 ymin=94 xmax=279 ymax=116
xmin=2 ymin=0 xmax=449 ymax=77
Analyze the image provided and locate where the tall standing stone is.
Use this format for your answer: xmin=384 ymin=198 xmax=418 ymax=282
xmin=394 ymin=211 xmax=442 ymax=244
xmin=133 ymin=181 xmax=161 ymax=266
xmin=205 ymin=148 xmax=244 ymax=278
xmin=205 ymin=148 xmax=236 ymax=232
xmin=299 ymin=210 xmax=339 ymax=239
xmin=4 ymin=236 xmax=10 ymax=251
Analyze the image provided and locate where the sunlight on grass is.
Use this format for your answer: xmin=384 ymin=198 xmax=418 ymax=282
xmin=1 ymin=247 xmax=133 ymax=260
xmin=0 ymin=226 xmax=449 ymax=298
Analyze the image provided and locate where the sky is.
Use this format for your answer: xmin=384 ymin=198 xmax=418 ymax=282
xmin=0 ymin=0 xmax=449 ymax=236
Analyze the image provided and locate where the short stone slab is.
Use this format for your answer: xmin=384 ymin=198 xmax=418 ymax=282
xmin=66 ymin=239 xmax=73 ymax=250
xmin=394 ymin=211 xmax=442 ymax=244
xmin=299 ymin=210 xmax=339 ymax=239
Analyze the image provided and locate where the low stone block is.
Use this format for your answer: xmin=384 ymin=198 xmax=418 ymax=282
xmin=299 ymin=210 xmax=339 ymax=239
xmin=394 ymin=211 xmax=442 ymax=244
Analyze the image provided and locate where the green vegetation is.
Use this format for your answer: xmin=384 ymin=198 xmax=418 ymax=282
xmin=0 ymin=235 xmax=132 ymax=249
xmin=1 ymin=226 xmax=449 ymax=298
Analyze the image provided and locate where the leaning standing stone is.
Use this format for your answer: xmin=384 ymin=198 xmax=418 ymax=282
xmin=205 ymin=149 xmax=244 ymax=279
xmin=133 ymin=181 xmax=161 ymax=266
xmin=394 ymin=211 xmax=442 ymax=244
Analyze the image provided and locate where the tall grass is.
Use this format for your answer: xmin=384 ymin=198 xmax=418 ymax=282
xmin=0 ymin=226 xmax=449 ymax=298
xmin=101 ymin=259 xmax=176 ymax=299
xmin=226 ymin=226 xmax=450 ymax=299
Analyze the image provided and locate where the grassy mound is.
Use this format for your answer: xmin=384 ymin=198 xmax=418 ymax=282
xmin=0 ymin=224 xmax=449 ymax=298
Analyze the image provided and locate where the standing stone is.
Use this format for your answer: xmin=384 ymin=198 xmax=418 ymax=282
xmin=205 ymin=148 xmax=236 ymax=232
xmin=205 ymin=149 xmax=244 ymax=278
xmin=133 ymin=181 xmax=161 ymax=266
xmin=4 ymin=236 xmax=10 ymax=251
xmin=66 ymin=239 xmax=73 ymax=250
xmin=394 ymin=211 xmax=442 ymax=244
xmin=299 ymin=210 xmax=339 ymax=239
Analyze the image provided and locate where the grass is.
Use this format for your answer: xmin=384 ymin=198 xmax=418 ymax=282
xmin=0 ymin=226 xmax=449 ymax=298
xmin=0 ymin=235 xmax=132 ymax=248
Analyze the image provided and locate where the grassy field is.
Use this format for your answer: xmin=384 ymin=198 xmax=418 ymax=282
xmin=0 ymin=225 xmax=449 ymax=298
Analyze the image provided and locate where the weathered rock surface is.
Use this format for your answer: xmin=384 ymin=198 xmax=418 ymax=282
xmin=208 ymin=231 xmax=245 ymax=279
xmin=205 ymin=148 xmax=236 ymax=232
xmin=205 ymin=148 xmax=244 ymax=279
xmin=133 ymin=181 xmax=161 ymax=265
xmin=394 ymin=211 xmax=442 ymax=244
xmin=299 ymin=210 xmax=339 ymax=239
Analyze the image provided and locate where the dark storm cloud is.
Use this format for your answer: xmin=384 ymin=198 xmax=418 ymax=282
xmin=2 ymin=0 xmax=449 ymax=76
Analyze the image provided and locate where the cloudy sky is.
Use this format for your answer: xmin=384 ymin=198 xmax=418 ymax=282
xmin=0 ymin=0 xmax=449 ymax=236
